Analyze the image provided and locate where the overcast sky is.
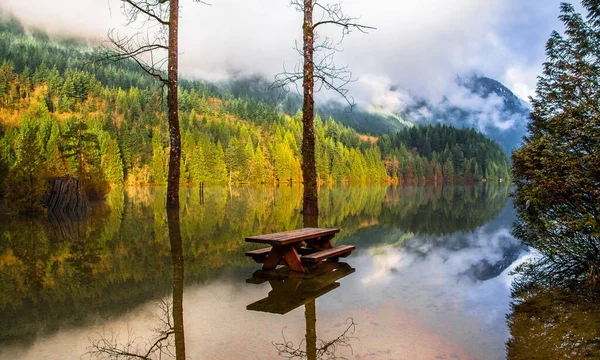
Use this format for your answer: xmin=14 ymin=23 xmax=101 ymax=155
xmin=1 ymin=0 xmax=567 ymax=110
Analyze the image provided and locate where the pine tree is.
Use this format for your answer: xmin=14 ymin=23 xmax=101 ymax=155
xmin=5 ymin=125 xmax=48 ymax=215
xmin=100 ymin=134 xmax=124 ymax=185
xmin=212 ymin=142 xmax=228 ymax=184
xmin=61 ymin=119 xmax=108 ymax=199
xmin=512 ymin=1 xmax=600 ymax=288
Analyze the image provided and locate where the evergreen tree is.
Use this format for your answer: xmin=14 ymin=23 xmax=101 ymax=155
xmin=5 ymin=125 xmax=48 ymax=215
xmin=99 ymin=133 xmax=124 ymax=185
xmin=61 ymin=119 xmax=108 ymax=199
xmin=512 ymin=1 xmax=600 ymax=288
xmin=212 ymin=142 xmax=228 ymax=184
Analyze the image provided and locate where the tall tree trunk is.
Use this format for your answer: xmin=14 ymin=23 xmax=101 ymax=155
xmin=168 ymin=208 xmax=186 ymax=360
xmin=167 ymin=1 xmax=184 ymax=359
xmin=302 ymin=0 xmax=318 ymax=220
xmin=167 ymin=0 xmax=181 ymax=210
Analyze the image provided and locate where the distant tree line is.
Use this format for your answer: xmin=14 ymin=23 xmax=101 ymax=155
xmin=378 ymin=125 xmax=510 ymax=184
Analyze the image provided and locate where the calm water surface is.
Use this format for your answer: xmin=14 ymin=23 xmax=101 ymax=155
xmin=0 ymin=184 xmax=523 ymax=359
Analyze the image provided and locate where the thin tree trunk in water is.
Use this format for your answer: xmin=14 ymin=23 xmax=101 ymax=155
xmin=302 ymin=0 xmax=318 ymax=219
xmin=167 ymin=0 xmax=181 ymax=210
xmin=305 ymin=300 xmax=317 ymax=360
xmin=168 ymin=208 xmax=186 ymax=360
xmin=167 ymin=2 xmax=184 ymax=359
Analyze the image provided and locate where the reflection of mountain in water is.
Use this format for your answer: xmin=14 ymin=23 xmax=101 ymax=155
xmin=400 ymin=204 xmax=523 ymax=281
xmin=344 ymin=186 xmax=520 ymax=281
xmin=378 ymin=184 xmax=512 ymax=236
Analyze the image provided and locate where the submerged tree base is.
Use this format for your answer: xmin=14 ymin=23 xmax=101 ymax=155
xmin=507 ymin=286 xmax=600 ymax=359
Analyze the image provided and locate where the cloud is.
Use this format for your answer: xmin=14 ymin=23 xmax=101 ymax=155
xmin=1 ymin=0 xmax=565 ymax=110
xmin=356 ymin=75 xmax=414 ymax=115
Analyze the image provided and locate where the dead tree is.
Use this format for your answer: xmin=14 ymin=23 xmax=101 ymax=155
xmin=101 ymin=0 xmax=210 ymax=210
xmin=274 ymin=1 xmax=374 ymax=223
xmin=86 ymin=299 xmax=177 ymax=360
xmin=101 ymin=2 xmax=207 ymax=358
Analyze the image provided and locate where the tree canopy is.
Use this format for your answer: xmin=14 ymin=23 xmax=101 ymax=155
xmin=512 ymin=0 xmax=600 ymax=289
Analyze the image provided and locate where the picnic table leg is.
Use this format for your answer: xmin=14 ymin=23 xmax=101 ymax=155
xmin=262 ymin=245 xmax=306 ymax=273
xmin=283 ymin=246 xmax=306 ymax=273
xmin=262 ymin=246 xmax=285 ymax=270
xmin=309 ymin=234 xmax=334 ymax=251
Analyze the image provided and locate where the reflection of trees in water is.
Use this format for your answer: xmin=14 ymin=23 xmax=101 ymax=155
xmin=274 ymin=309 xmax=356 ymax=360
xmin=507 ymin=286 xmax=600 ymax=359
xmin=246 ymin=262 xmax=356 ymax=360
xmin=87 ymin=203 xmax=186 ymax=359
xmin=379 ymin=184 xmax=511 ymax=235
xmin=0 ymin=202 xmax=121 ymax=343
xmin=87 ymin=299 xmax=177 ymax=359
xmin=0 ymin=184 xmax=508 ymax=344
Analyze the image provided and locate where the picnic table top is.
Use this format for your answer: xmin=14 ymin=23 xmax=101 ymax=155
xmin=245 ymin=227 xmax=340 ymax=246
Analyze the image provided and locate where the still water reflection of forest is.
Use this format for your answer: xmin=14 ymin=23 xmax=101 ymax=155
xmin=0 ymin=184 xmax=533 ymax=359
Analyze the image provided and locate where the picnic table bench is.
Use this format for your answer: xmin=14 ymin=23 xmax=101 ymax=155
xmin=245 ymin=227 xmax=355 ymax=273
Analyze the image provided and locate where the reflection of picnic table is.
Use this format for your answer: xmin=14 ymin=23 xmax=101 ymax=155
xmin=246 ymin=262 xmax=355 ymax=315
xmin=245 ymin=228 xmax=355 ymax=273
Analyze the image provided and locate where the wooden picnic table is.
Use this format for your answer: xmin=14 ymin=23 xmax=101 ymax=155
xmin=245 ymin=227 xmax=354 ymax=273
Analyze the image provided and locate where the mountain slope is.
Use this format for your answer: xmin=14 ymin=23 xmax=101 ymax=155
xmin=221 ymin=74 xmax=530 ymax=152
xmin=399 ymin=75 xmax=530 ymax=152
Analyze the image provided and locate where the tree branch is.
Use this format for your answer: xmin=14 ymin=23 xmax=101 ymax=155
xmin=121 ymin=0 xmax=169 ymax=25
xmin=274 ymin=1 xmax=373 ymax=110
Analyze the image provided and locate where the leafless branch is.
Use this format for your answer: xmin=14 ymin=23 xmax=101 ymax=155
xmin=120 ymin=0 xmax=170 ymax=26
xmin=85 ymin=299 xmax=176 ymax=360
xmin=273 ymin=1 xmax=374 ymax=110
xmin=97 ymin=0 xmax=173 ymax=85
xmin=273 ymin=318 xmax=357 ymax=359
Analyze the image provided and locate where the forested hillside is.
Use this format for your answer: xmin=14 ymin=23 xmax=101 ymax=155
xmin=0 ymin=17 xmax=510 ymax=203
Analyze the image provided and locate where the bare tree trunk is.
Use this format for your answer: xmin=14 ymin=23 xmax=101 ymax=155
xmin=166 ymin=2 xmax=184 ymax=359
xmin=305 ymin=300 xmax=317 ymax=360
xmin=167 ymin=0 xmax=181 ymax=210
xmin=302 ymin=0 xmax=318 ymax=220
xmin=168 ymin=207 xmax=186 ymax=360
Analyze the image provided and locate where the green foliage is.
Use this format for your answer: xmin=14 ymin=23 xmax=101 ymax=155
xmin=0 ymin=20 xmax=510 ymax=192
xmin=4 ymin=125 xmax=48 ymax=215
xmin=382 ymin=124 xmax=510 ymax=184
xmin=61 ymin=119 xmax=108 ymax=200
xmin=511 ymin=1 xmax=600 ymax=289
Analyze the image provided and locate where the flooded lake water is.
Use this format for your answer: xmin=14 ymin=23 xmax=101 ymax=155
xmin=0 ymin=184 xmax=524 ymax=359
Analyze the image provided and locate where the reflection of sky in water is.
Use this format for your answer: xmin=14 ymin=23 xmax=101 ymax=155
xmin=0 ymin=187 xmax=526 ymax=360
xmin=317 ymin=205 xmax=526 ymax=359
